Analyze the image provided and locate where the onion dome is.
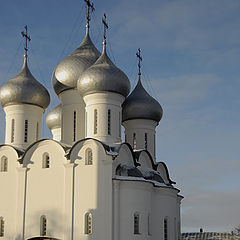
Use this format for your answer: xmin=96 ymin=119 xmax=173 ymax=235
xmin=122 ymin=79 xmax=163 ymax=123
xmin=77 ymin=43 xmax=130 ymax=97
xmin=116 ymin=163 xmax=143 ymax=178
xmin=0 ymin=57 xmax=50 ymax=109
xmin=46 ymin=104 xmax=62 ymax=130
xmin=52 ymin=27 xmax=101 ymax=95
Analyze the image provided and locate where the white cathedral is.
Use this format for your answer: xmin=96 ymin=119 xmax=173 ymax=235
xmin=0 ymin=2 xmax=183 ymax=240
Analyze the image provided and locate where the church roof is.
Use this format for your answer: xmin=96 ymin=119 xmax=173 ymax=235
xmin=46 ymin=103 xmax=62 ymax=130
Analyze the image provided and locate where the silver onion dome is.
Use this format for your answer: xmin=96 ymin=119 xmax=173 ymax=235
xmin=122 ymin=79 xmax=163 ymax=123
xmin=0 ymin=58 xmax=50 ymax=109
xmin=52 ymin=28 xmax=101 ymax=95
xmin=46 ymin=104 xmax=62 ymax=130
xmin=77 ymin=45 xmax=130 ymax=97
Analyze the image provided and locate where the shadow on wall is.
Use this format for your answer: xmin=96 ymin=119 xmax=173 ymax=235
xmin=23 ymin=210 xmax=67 ymax=240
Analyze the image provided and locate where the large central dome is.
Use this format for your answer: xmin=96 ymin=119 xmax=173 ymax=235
xmin=52 ymin=28 xmax=101 ymax=95
xmin=77 ymin=45 xmax=130 ymax=97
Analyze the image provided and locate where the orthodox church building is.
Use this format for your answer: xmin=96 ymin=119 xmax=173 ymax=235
xmin=0 ymin=2 xmax=182 ymax=240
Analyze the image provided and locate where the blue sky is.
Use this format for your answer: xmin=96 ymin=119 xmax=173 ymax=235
xmin=0 ymin=0 xmax=240 ymax=233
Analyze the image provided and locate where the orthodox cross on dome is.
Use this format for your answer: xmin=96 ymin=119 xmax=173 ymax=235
xmin=136 ymin=48 xmax=142 ymax=80
xmin=21 ymin=25 xmax=31 ymax=59
xmin=102 ymin=13 xmax=108 ymax=45
xmin=84 ymin=0 xmax=95 ymax=28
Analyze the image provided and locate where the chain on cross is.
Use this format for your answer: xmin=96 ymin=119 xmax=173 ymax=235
xmin=21 ymin=25 xmax=31 ymax=58
xmin=136 ymin=48 xmax=142 ymax=77
xmin=84 ymin=0 xmax=95 ymax=26
xmin=102 ymin=13 xmax=108 ymax=42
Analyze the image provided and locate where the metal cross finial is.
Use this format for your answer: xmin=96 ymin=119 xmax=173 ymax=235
xmin=102 ymin=13 xmax=108 ymax=43
xmin=21 ymin=25 xmax=31 ymax=59
xmin=84 ymin=0 xmax=95 ymax=27
xmin=136 ymin=48 xmax=142 ymax=78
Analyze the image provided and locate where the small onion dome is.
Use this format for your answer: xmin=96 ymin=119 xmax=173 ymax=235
xmin=116 ymin=163 xmax=143 ymax=178
xmin=52 ymin=28 xmax=101 ymax=95
xmin=122 ymin=79 xmax=163 ymax=123
xmin=0 ymin=58 xmax=50 ymax=109
xmin=46 ymin=104 xmax=62 ymax=130
xmin=77 ymin=45 xmax=130 ymax=97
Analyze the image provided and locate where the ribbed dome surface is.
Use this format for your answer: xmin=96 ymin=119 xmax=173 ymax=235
xmin=77 ymin=46 xmax=130 ymax=97
xmin=46 ymin=104 xmax=62 ymax=130
xmin=122 ymin=80 xmax=163 ymax=122
xmin=52 ymin=29 xmax=101 ymax=95
xmin=0 ymin=59 xmax=50 ymax=109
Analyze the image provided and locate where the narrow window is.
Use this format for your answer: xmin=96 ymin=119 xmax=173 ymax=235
xmin=133 ymin=133 xmax=136 ymax=150
xmin=0 ymin=156 xmax=8 ymax=172
xmin=148 ymin=214 xmax=151 ymax=235
xmin=24 ymin=120 xmax=28 ymax=143
xmin=73 ymin=111 xmax=76 ymax=142
xmin=11 ymin=119 xmax=15 ymax=143
xmin=145 ymin=133 xmax=148 ymax=150
xmin=85 ymin=212 xmax=92 ymax=235
xmin=36 ymin=122 xmax=39 ymax=141
xmin=134 ymin=213 xmax=140 ymax=234
xmin=42 ymin=153 xmax=50 ymax=169
xmin=108 ymin=109 xmax=111 ymax=135
xmin=174 ymin=217 xmax=177 ymax=240
xmin=85 ymin=148 xmax=93 ymax=165
xmin=0 ymin=217 xmax=4 ymax=237
xmin=119 ymin=112 xmax=121 ymax=137
xmin=164 ymin=218 xmax=168 ymax=240
xmin=40 ymin=215 xmax=47 ymax=236
xmin=94 ymin=109 xmax=97 ymax=134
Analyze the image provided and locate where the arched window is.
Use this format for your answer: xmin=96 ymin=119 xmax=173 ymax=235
xmin=108 ymin=109 xmax=111 ymax=135
xmin=144 ymin=133 xmax=148 ymax=150
xmin=134 ymin=213 xmax=140 ymax=234
xmin=85 ymin=148 xmax=93 ymax=165
xmin=133 ymin=133 xmax=136 ymax=150
xmin=164 ymin=218 xmax=168 ymax=240
xmin=40 ymin=215 xmax=47 ymax=236
xmin=24 ymin=120 xmax=28 ymax=143
xmin=85 ymin=212 xmax=92 ymax=235
xmin=0 ymin=217 xmax=4 ymax=237
xmin=73 ymin=111 xmax=76 ymax=142
xmin=0 ymin=156 xmax=8 ymax=172
xmin=11 ymin=119 xmax=15 ymax=143
xmin=42 ymin=153 xmax=50 ymax=169
xmin=94 ymin=109 xmax=97 ymax=134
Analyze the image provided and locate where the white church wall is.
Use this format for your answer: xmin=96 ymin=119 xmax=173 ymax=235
xmin=21 ymin=140 xmax=67 ymax=240
xmin=70 ymin=139 xmax=113 ymax=240
xmin=4 ymin=104 xmax=43 ymax=149
xmin=116 ymin=180 xmax=152 ymax=240
xmin=84 ymin=92 xmax=124 ymax=144
xmin=151 ymin=187 xmax=180 ymax=240
xmin=59 ymin=89 xmax=85 ymax=146
xmin=50 ymin=127 xmax=61 ymax=141
xmin=0 ymin=146 xmax=20 ymax=239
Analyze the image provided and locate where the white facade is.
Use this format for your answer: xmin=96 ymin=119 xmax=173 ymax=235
xmin=0 ymin=7 xmax=183 ymax=240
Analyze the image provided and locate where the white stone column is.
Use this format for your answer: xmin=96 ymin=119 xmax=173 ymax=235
xmin=123 ymin=119 xmax=158 ymax=161
xmin=59 ymin=89 xmax=85 ymax=146
xmin=4 ymin=104 xmax=43 ymax=149
xmin=84 ymin=92 xmax=124 ymax=144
